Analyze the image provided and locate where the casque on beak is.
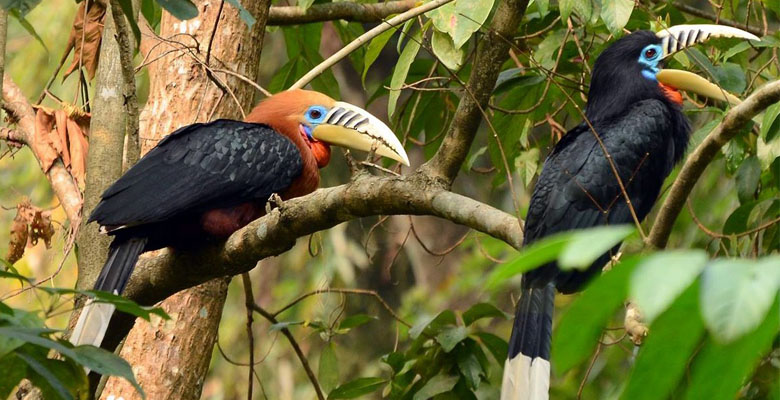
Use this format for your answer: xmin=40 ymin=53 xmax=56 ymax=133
xmin=655 ymin=24 xmax=760 ymax=106
xmin=312 ymin=102 xmax=410 ymax=166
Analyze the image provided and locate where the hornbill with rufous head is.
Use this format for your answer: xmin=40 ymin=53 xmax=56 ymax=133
xmin=70 ymin=90 xmax=409 ymax=349
xmin=500 ymin=25 xmax=759 ymax=400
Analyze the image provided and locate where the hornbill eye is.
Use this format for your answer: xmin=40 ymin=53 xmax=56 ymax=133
xmin=309 ymin=109 xmax=322 ymax=119
xmin=644 ymin=48 xmax=657 ymax=59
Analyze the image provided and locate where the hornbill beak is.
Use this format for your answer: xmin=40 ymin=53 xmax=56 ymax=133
xmin=312 ymin=102 xmax=410 ymax=166
xmin=654 ymin=24 xmax=760 ymax=106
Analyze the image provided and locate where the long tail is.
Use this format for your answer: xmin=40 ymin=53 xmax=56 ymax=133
xmin=500 ymin=283 xmax=555 ymax=400
xmin=70 ymin=236 xmax=147 ymax=348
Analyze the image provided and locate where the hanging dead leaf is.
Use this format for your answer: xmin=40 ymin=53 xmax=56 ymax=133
xmin=63 ymin=1 xmax=106 ymax=81
xmin=33 ymin=107 xmax=60 ymax=172
xmin=67 ymin=118 xmax=88 ymax=187
xmin=30 ymin=210 xmax=55 ymax=249
xmin=54 ymin=109 xmax=70 ymax=167
xmin=5 ymin=200 xmax=34 ymax=265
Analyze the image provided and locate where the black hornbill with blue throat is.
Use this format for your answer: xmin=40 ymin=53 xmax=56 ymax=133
xmin=500 ymin=25 xmax=758 ymax=399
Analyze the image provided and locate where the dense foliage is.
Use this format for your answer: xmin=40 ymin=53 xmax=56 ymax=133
xmin=0 ymin=0 xmax=778 ymax=399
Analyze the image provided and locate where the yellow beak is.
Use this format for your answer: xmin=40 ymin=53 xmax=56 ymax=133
xmin=656 ymin=69 xmax=742 ymax=106
xmin=312 ymin=102 xmax=410 ymax=166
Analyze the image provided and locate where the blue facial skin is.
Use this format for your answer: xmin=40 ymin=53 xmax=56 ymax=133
xmin=303 ymin=105 xmax=329 ymax=140
xmin=638 ymin=44 xmax=663 ymax=81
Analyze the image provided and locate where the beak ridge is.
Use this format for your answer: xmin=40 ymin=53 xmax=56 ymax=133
xmin=656 ymin=24 xmax=760 ymax=58
xmin=313 ymin=102 xmax=410 ymax=166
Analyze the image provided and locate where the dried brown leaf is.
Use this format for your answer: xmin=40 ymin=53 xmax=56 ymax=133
xmin=33 ymin=108 xmax=60 ymax=172
xmin=63 ymin=1 xmax=106 ymax=81
xmin=67 ymin=118 xmax=88 ymax=187
xmin=30 ymin=210 xmax=55 ymax=249
xmin=5 ymin=200 xmax=34 ymax=265
xmin=54 ymin=109 xmax=71 ymax=167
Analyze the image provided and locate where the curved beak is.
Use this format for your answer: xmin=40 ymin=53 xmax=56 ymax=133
xmin=656 ymin=69 xmax=742 ymax=106
xmin=653 ymin=24 xmax=758 ymax=106
xmin=312 ymin=102 xmax=410 ymax=166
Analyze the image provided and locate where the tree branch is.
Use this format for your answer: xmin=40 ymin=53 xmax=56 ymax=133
xmin=1 ymin=76 xmax=83 ymax=223
xmin=121 ymin=172 xmax=522 ymax=305
xmin=421 ymin=0 xmax=530 ymax=184
xmin=268 ymin=0 xmax=416 ymax=26
xmin=647 ymin=80 xmax=780 ymax=248
xmin=290 ymin=0 xmax=454 ymax=90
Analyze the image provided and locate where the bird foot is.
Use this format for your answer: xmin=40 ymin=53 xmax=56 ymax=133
xmin=265 ymin=193 xmax=284 ymax=214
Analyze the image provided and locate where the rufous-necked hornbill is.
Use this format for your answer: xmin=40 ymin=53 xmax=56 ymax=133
xmin=70 ymin=90 xmax=409 ymax=349
xmin=500 ymin=25 xmax=758 ymax=400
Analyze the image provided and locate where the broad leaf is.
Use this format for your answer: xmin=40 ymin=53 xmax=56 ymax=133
xmin=412 ymin=373 xmax=458 ymax=400
xmin=600 ymin=0 xmax=634 ymax=35
xmin=700 ymin=257 xmax=780 ymax=342
xmin=328 ymin=377 xmax=386 ymax=399
xmin=318 ymin=342 xmax=339 ymax=394
xmin=431 ymin=30 xmax=465 ymax=70
xmin=462 ymin=303 xmax=508 ymax=326
xmin=388 ymin=27 xmax=423 ymax=118
xmin=435 ymin=326 xmax=468 ymax=352
xmin=485 ymin=232 xmax=573 ymax=290
xmin=428 ymin=0 xmax=495 ymax=49
xmin=362 ymin=28 xmax=396 ymax=85
xmin=630 ymin=250 xmax=708 ymax=324
xmin=558 ymin=225 xmax=635 ymax=270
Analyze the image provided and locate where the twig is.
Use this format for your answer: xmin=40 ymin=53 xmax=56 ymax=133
xmin=577 ymin=338 xmax=603 ymax=399
xmin=241 ymin=273 xmax=255 ymax=400
xmin=648 ymin=80 xmax=780 ymax=248
xmin=289 ymin=0 xmax=455 ymax=90
xmin=250 ymin=302 xmax=326 ymax=400
xmin=687 ymin=199 xmax=780 ymax=239
xmin=271 ymin=288 xmax=412 ymax=328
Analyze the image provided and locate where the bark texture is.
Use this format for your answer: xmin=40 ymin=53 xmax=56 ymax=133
xmin=99 ymin=1 xmax=271 ymax=398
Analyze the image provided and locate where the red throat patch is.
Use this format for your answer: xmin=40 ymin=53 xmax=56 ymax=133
xmin=659 ymin=82 xmax=683 ymax=105
xmin=310 ymin=141 xmax=331 ymax=168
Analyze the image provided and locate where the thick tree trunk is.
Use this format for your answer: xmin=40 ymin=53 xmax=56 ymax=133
xmin=98 ymin=1 xmax=271 ymax=398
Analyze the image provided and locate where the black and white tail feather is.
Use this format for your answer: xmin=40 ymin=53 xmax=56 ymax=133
xmin=500 ymin=282 xmax=555 ymax=400
xmin=69 ymin=236 xmax=147 ymax=348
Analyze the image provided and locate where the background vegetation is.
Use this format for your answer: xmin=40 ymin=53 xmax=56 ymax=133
xmin=0 ymin=0 xmax=778 ymax=399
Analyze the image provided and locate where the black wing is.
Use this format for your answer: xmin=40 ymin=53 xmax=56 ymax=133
xmin=90 ymin=120 xmax=303 ymax=228
xmin=523 ymin=100 xmax=679 ymax=291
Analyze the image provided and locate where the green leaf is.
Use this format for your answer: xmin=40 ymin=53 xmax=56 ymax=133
xmin=435 ymin=326 xmax=468 ymax=352
xmin=328 ymin=377 xmax=386 ymax=399
xmin=0 ymin=353 xmax=26 ymax=399
xmin=319 ymin=342 xmax=339 ymax=394
xmin=722 ymin=199 xmax=760 ymax=235
xmin=761 ymin=102 xmax=780 ymax=142
xmin=552 ymin=255 xmax=640 ymax=373
xmin=559 ymin=0 xmax=592 ymax=22
xmin=735 ymin=156 xmax=761 ymax=203
xmin=630 ymin=250 xmax=708 ymax=324
xmin=558 ymin=225 xmax=635 ymax=270
xmin=16 ymin=350 xmax=74 ymax=400
xmin=362 ymin=27 xmax=395 ymax=85
xmin=621 ymin=283 xmax=706 ymax=400
xmin=428 ymin=0 xmax=495 ymax=48
xmin=683 ymin=299 xmax=779 ymax=400
xmin=269 ymin=57 xmax=299 ymax=94
xmin=71 ymin=345 xmax=144 ymax=397
xmin=225 ymin=0 xmax=255 ymax=28
xmin=431 ymin=30 xmax=465 ymax=70
xmin=474 ymin=332 xmax=508 ymax=364
xmin=9 ymin=9 xmax=48 ymax=53
xmin=337 ymin=314 xmax=376 ymax=331
xmin=156 ymin=0 xmax=198 ymax=20
xmin=409 ymin=310 xmax=455 ymax=339
xmin=456 ymin=340 xmax=486 ymax=390
xmin=485 ymin=232 xmax=573 ymax=290
xmin=600 ymin=0 xmax=633 ymax=35
xmin=412 ymin=374 xmax=459 ymax=400
xmin=0 ymin=0 xmax=40 ymax=15
xmin=0 ymin=308 xmax=43 ymax=358
xmin=462 ymin=303 xmax=508 ymax=326
xmin=39 ymin=288 xmax=169 ymax=321
xmin=713 ymin=62 xmax=746 ymax=94
xmin=141 ymin=0 xmax=162 ymax=28
xmin=700 ymin=258 xmax=780 ymax=343
xmin=116 ymin=0 xmax=142 ymax=44
xmin=388 ymin=27 xmax=423 ymax=118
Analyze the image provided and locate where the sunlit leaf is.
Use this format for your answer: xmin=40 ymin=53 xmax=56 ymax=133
xmin=485 ymin=232 xmax=573 ymax=290
xmin=552 ymin=255 xmax=640 ymax=373
xmin=700 ymin=258 xmax=780 ymax=343
xmin=427 ymin=0 xmax=495 ymax=48
xmin=630 ymin=250 xmax=708 ymax=324
xmin=362 ymin=27 xmax=396 ymax=85
xmin=319 ymin=342 xmax=339 ymax=394
xmin=412 ymin=373 xmax=458 ymax=400
xmin=600 ymin=0 xmax=633 ymax=35
xmin=329 ymin=377 xmax=386 ymax=399
xmin=558 ymin=225 xmax=635 ymax=270
xmin=431 ymin=29 xmax=465 ymax=70
xmin=388 ymin=27 xmax=423 ymax=118
xmin=621 ymin=283 xmax=705 ymax=400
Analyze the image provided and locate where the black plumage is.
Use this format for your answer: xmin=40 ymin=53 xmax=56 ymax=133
xmin=90 ymin=119 xmax=302 ymax=234
xmin=503 ymin=31 xmax=692 ymax=399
